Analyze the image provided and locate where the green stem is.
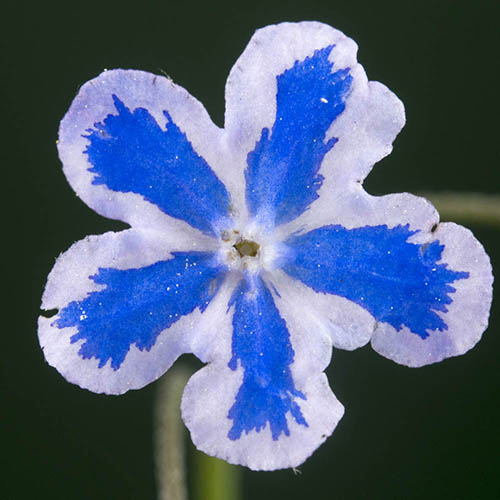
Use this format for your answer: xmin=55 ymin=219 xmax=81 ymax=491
xmin=155 ymin=363 xmax=242 ymax=500
xmin=419 ymin=191 xmax=500 ymax=226
xmin=193 ymin=450 xmax=242 ymax=500
xmin=155 ymin=365 xmax=191 ymax=500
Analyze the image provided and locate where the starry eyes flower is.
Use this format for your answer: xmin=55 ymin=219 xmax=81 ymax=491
xmin=39 ymin=21 xmax=493 ymax=471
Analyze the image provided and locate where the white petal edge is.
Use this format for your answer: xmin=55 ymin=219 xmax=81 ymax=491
xmin=58 ymin=69 xmax=240 ymax=234
xmin=39 ymin=228 xmax=219 ymax=394
xmin=182 ymin=274 xmax=344 ymax=470
xmin=182 ymin=365 xmax=343 ymax=471
xmin=321 ymin=79 xmax=405 ymax=186
xmin=277 ymin=188 xmax=439 ymax=240
xmin=371 ymin=222 xmax=493 ymax=367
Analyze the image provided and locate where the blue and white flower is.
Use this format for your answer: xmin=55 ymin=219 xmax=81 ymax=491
xmin=39 ymin=22 xmax=493 ymax=470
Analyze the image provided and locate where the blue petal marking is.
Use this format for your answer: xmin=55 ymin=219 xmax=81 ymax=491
xmin=84 ymin=95 xmax=231 ymax=236
xmin=245 ymin=45 xmax=353 ymax=228
xmin=284 ymin=225 xmax=469 ymax=338
xmin=54 ymin=252 xmax=225 ymax=370
xmin=227 ymin=275 xmax=307 ymax=440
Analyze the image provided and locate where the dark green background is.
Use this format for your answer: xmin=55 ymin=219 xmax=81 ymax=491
xmin=3 ymin=0 xmax=499 ymax=498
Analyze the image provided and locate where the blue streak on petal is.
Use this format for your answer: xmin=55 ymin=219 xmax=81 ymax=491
xmin=54 ymin=252 xmax=225 ymax=370
xmin=284 ymin=225 xmax=469 ymax=338
xmin=84 ymin=96 xmax=231 ymax=235
xmin=227 ymin=275 xmax=307 ymax=441
xmin=245 ymin=45 xmax=353 ymax=228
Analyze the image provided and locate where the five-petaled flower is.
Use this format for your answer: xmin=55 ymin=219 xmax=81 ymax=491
xmin=39 ymin=21 xmax=493 ymax=471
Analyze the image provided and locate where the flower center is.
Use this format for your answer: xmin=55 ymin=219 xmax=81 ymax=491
xmin=219 ymin=226 xmax=283 ymax=274
xmin=234 ymin=239 xmax=260 ymax=258
xmin=219 ymin=229 xmax=265 ymax=272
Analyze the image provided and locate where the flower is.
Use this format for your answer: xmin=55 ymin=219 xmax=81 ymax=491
xmin=39 ymin=21 xmax=493 ymax=471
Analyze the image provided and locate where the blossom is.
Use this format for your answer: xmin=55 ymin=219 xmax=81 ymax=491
xmin=39 ymin=21 xmax=493 ymax=471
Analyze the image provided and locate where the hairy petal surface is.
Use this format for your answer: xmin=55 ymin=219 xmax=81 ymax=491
xmin=182 ymin=274 xmax=343 ymax=470
xmin=39 ymin=229 xmax=224 ymax=394
xmin=284 ymin=224 xmax=470 ymax=340
xmin=58 ymin=69 xmax=234 ymax=236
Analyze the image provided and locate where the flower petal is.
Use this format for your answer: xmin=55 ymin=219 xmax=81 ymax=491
xmin=226 ymin=276 xmax=309 ymax=441
xmin=182 ymin=274 xmax=343 ymax=470
xmin=371 ymin=223 xmax=493 ymax=366
xmin=269 ymin=270 xmax=375 ymax=351
xmin=59 ymin=69 xmax=232 ymax=235
xmin=278 ymin=190 xmax=439 ymax=241
xmin=39 ymin=229 xmax=225 ymax=394
xmin=225 ymin=22 xmax=355 ymax=162
xmin=225 ymin=22 xmax=354 ymax=227
xmin=242 ymin=50 xmax=351 ymax=227
xmin=283 ymin=222 xmax=490 ymax=362
xmin=225 ymin=21 xmax=403 ymax=228
xmin=273 ymin=71 xmax=404 ymax=234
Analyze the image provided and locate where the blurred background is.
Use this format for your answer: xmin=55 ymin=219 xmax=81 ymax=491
xmin=2 ymin=0 xmax=499 ymax=498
